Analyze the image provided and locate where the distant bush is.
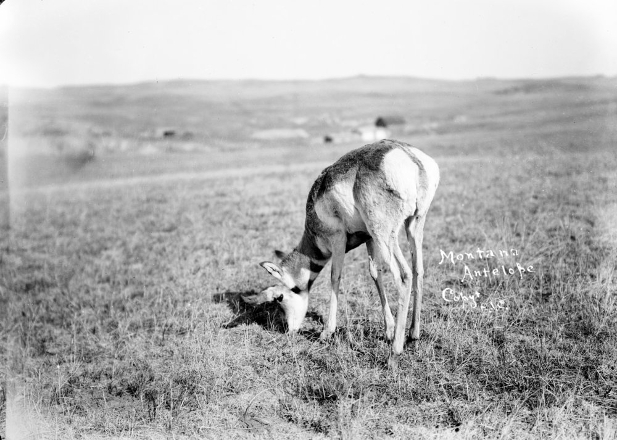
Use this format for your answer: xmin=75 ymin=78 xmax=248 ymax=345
xmin=53 ymin=136 xmax=96 ymax=168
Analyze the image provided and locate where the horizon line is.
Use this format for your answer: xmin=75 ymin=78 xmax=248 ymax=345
xmin=2 ymin=72 xmax=615 ymax=91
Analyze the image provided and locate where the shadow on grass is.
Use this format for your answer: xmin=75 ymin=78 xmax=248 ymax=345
xmin=213 ymin=290 xmax=280 ymax=330
xmin=214 ymin=290 xmax=324 ymax=335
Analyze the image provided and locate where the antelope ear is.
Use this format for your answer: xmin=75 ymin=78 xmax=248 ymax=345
xmin=274 ymin=250 xmax=287 ymax=260
xmin=260 ymin=261 xmax=284 ymax=282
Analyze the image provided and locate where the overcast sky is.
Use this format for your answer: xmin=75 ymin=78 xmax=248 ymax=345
xmin=1 ymin=0 xmax=616 ymax=88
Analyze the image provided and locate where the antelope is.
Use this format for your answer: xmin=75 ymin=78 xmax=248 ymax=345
xmin=242 ymin=139 xmax=439 ymax=366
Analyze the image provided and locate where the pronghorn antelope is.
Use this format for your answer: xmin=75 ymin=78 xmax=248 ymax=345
xmin=242 ymin=139 xmax=439 ymax=365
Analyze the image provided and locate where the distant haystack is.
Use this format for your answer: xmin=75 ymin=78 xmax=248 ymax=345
xmin=139 ymin=127 xmax=193 ymax=140
xmin=375 ymin=116 xmax=405 ymax=128
xmin=251 ymin=128 xmax=309 ymax=140
xmin=156 ymin=127 xmax=177 ymax=138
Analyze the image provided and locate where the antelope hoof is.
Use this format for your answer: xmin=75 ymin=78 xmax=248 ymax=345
xmin=408 ymin=330 xmax=421 ymax=342
xmin=320 ymin=329 xmax=334 ymax=340
xmin=387 ymin=353 xmax=400 ymax=370
xmin=385 ymin=327 xmax=395 ymax=342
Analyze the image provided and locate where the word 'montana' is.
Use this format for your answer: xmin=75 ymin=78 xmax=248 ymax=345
xmin=439 ymin=248 xmax=533 ymax=282
xmin=439 ymin=248 xmax=519 ymax=265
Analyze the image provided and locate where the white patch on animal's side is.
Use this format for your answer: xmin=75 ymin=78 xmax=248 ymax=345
xmin=381 ymin=149 xmax=419 ymax=202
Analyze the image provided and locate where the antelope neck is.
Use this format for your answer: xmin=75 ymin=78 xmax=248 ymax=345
xmin=285 ymin=246 xmax=326 ymax=294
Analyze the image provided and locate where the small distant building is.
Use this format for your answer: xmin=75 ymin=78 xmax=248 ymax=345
xmin=355 ymin=126 xmax=390 ymax=143
xmin=322 ymin=116 xmax=402 ymax=145
xmin=375 ymin=116 xmax=405 ymax=128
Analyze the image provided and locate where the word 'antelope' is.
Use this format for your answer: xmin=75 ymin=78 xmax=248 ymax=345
xmin=242 ymin=140 xmax=439 ymax=366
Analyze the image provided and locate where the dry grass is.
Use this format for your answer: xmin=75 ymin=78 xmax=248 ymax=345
xmin=2 ymin=76 xmax=617 ymax=439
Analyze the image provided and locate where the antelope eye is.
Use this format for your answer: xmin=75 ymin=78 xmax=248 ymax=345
xmin=275 ymin=294 xmax=284 ymax=302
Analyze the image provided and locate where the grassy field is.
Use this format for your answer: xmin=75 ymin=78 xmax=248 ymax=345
xmin=2 ymin=76 xmax=617 ymax=439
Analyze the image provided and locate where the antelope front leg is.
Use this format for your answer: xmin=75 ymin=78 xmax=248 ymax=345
xmin=320 ymin=240 xmax=346 ymax=340
xmin=367 ymin=239 xmax=395 ymax=341
xmin=388 ymin=242 xmax=413 ymax=369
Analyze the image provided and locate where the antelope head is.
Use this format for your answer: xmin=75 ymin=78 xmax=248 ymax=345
xmin=241 ymin=250 xmax=311 ymax=332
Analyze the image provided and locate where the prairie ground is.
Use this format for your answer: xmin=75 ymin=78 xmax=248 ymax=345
xmin=1 ymin=76 xmax=617 ymax=439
